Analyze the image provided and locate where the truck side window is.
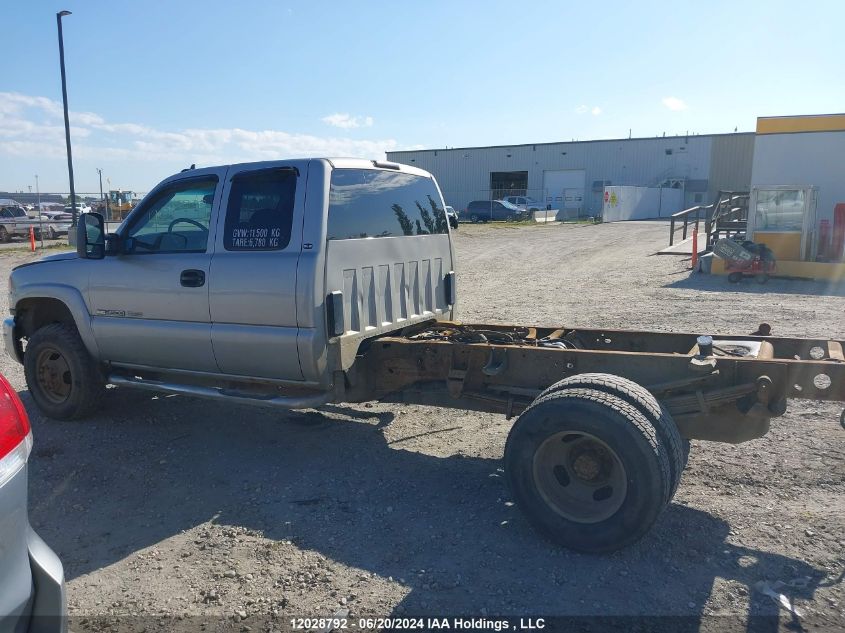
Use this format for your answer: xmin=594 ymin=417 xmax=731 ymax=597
xmin=127 ymin=178 xmax=217 ymax=253
xmin=327 ymin=169 xmax=449 ymax=240
xmin=223 ymin=169 xmax=296 ymax=251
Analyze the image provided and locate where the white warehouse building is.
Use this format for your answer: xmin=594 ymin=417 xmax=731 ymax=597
xmin=386 ymin=132 xmax=754 ymax=217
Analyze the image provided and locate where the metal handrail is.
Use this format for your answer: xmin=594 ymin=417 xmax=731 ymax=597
xmin=668 ymin=191 xmax=750 ymax=247
xmin=669 ymin=204 xmax=713 ymax=246
xmin=705 ymin=191 xmax=749 ymax=246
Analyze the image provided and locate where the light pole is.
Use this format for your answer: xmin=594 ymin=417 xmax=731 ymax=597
xmin=56 ymin=10 xmax=77 ymax=227
xmin=96 ymin=168 xmax=105 ymax=219
xmin=35 ymin=175 xmax=44 ymax=247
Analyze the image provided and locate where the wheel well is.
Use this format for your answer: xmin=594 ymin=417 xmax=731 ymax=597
xmin=16 ymin=298 xmax=76 ymax=338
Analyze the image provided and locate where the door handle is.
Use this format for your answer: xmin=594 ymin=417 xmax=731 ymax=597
xmin=180 ymin=269 xmax=205 ymax=287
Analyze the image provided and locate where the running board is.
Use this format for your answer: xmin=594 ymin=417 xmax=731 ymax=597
xmin=108 ymin=374 xmax=331 ymax=410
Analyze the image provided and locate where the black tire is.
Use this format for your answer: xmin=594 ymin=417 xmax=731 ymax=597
xmin=728 ymin=271 xmax=743 ymax=283
xmin=470 ymin=214 xmax=479 ymax=223
xmin=538 ymin=373 xmax=686 ymax=499
xmin=0 ymin=227 xmax=9 ymax=243
xmin=506 ymin=214 xmax=514 ymax=222
xmin=505 ymin=387 xmax=671 ymax=553
xmin=24 ymin=323 xmax=104 ymax=420
xmin=49 ymin=226 xmax=58 ymax=240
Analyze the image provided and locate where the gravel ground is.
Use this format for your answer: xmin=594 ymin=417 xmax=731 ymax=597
xmin=2 ymin=221 xmax=843 ymax=630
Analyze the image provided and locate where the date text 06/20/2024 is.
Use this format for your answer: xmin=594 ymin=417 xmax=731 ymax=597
xmin=289 ymin=617 xmax=546 ymax=631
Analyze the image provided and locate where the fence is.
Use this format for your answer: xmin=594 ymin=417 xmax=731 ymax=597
xmin=439 ymin=188 xmax=594 ymax=221
xmin=1 ymin=191 xmax=147 ymax=222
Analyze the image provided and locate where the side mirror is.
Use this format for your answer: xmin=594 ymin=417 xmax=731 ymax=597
xmin=76 ymin=212 xmax=105 ymax=260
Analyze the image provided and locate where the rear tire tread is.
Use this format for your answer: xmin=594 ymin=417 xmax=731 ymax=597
xmin=505 ymin=387 xmax=672 ymax=552
xmin=538 ymin=373 xmax=686 ymax=497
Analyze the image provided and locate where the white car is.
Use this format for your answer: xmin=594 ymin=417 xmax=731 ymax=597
xmin=34 ymin=211 xmax=74 ymax=240
xmin=503 ymin=196 xmax=545 ymax=213
xmin=64 ymin=205 xmax=92 ymax=215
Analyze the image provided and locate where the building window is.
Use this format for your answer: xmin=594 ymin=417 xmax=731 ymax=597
xmin=490 ymin=171 xmax=528 ymax=199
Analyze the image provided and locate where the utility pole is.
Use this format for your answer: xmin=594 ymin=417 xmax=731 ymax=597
xmin=35 ymin=175 xmax=44 ymax=247
xmin=57 ymin=10 xmax=78 ymax=227
xmin=96 ymin=168 xmax=105 ymax=219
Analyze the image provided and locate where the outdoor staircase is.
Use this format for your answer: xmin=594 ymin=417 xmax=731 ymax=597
xmin=667 ymin=190 xmax=749 ymax=250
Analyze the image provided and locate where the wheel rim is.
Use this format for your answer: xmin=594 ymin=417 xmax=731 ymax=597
xmin=470 ymin=214 xmax=479 ymax=223
xmin=35 ymin=346 xmax=72 ymax=404
xmin=532 ymin=431 xmax=627 ymax=523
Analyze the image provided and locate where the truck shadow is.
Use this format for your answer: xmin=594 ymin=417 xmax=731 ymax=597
xmin=23 ymin=390 xmax=837 ymax=630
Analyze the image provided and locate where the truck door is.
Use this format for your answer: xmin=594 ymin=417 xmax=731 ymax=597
xmin=208 ymin=162 xmax=307 ymax=380
xmin=88 ymin=168 xmax=226 ymax=371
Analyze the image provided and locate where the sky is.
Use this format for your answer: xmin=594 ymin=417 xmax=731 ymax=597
xmin=2 ymin=0 xmax=844 ymax=193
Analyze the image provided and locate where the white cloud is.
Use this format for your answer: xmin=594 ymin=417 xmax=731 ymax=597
xmin=575 ymin=105 xmax=602 ymax=116
xmin=0 ymin=92 xmax=397 ymax=170
xmin=662 ymin=96 xmax=688 ymax=111
xmin=321 ymin=113 xmax=374 ymax=129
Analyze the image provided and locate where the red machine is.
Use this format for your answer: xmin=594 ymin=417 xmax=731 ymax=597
xmin=713 ymin=238 xmax=777 ymax=284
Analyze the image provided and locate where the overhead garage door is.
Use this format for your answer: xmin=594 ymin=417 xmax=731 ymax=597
xmin=543 ymin=170 xmax=585 ymax=210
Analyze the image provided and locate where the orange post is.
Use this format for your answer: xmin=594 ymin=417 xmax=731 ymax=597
xmin=690 ymin=228 xmax=698 ymax=270
xmin=29 ymin=227 xmax=36 ymax=252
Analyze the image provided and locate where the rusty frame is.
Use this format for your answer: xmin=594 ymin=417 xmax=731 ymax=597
xmin=344 ymin=323 xmax=844 ymax=443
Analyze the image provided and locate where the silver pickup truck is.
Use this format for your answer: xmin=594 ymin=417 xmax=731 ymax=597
xmin=5 ymin=157 xmax=844 ymax=553
xmin=7 ymin=158 xmax=456 ymax=418
xmin=0 ymin=206 xmax=49 ymax=242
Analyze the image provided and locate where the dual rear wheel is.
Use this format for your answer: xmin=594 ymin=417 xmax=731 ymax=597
xmin=505 ymin=374 xmax=687 ymax=553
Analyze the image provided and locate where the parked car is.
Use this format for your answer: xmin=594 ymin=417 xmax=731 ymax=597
xmin=63 ymin=205 xmax=92 ymax=215
xmin=39 ymin=214 xmax=73 ymax=240
xmin=463 ymin=199 xmax=524 ymax=222
xmin=445 ymin=205 xmax=459 ymax=229
xmin=0 ymin=372 xmax=66 ymax=631
xmin=503 ymin=195 xmax=545 ymax=213
xmin=0 ymin=206 xmax=46 ymax=242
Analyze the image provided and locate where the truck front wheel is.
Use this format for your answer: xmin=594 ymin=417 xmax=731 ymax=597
xmin=504 ymin=387 xmax=671 ymax=553
xmin=24 ymin=323 xmax=104 ymax=420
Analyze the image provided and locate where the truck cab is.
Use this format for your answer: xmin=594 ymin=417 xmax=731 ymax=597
xmin=6 ymin=158 xmax=456 ymax=418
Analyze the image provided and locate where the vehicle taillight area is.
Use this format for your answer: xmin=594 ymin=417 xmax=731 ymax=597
xmin=0 ymin=373 xmax=32 ymax=487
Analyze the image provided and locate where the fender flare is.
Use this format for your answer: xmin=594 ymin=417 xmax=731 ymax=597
xmin=13 ymin=283 xmax=100 ymax=359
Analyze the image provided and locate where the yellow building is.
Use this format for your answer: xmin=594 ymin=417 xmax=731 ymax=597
xmin=711 ymin=113 xmax=845 ymax=280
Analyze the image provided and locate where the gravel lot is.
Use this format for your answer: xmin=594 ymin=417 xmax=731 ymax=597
xmin=2 ymin=221 xmax=843 ymax=630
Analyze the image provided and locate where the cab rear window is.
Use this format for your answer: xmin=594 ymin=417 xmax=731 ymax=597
xmin=327 ymin=169 xmax=448 ymax=240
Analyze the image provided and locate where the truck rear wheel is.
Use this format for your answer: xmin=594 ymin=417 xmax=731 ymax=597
xmin=24 ymin=323 xmax=104 ymax=420
xmin=0 ymin=227 xmax=9 ymax=242
xmin=504 ymin=387 xmax=671 ymax=553
xmin=538 ymin=373 xmax=686 ymax=497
